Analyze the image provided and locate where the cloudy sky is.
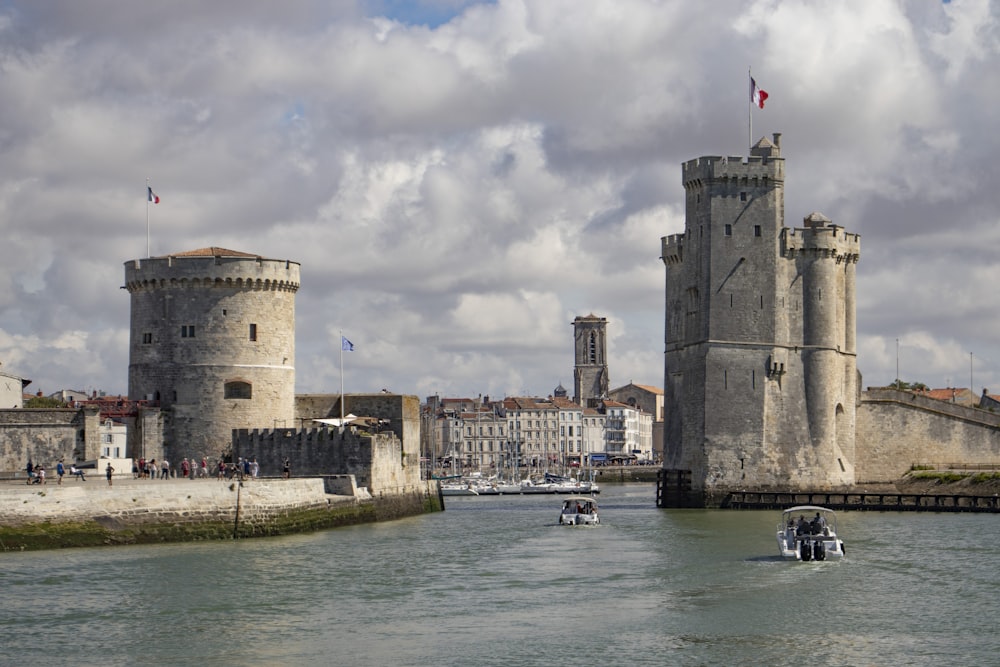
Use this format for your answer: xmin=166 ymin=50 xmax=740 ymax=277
xmin=1 ymin=0 xmax=998 ymax=402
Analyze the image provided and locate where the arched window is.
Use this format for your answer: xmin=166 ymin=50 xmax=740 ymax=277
xmin=588 ymin=332 xmax=598 ymax=363
xmin=224 ymin=380 xmax=252 ymax=400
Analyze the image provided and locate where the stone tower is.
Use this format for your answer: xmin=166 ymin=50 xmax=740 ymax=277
xmin=660 ymin=135 xmax=861 ymax=506
xmin=573 ymin=314 xmax=609 ymax=405
xmin=125 ymin=247 xmax=300 ymax=462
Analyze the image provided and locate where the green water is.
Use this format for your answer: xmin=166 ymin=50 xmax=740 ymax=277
xmin=1 ymin=484 xmax=997 ymax=666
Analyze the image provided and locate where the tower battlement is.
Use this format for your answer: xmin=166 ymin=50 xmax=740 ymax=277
xmin=783 ymin=213 xmax=861 ymax=262
xmin=660 ymin=234 xmax=684 ymax=265
xmin=125 ymin=250 xmax=300 ymax=293
xmin=682 ymin=155 xmax=784 ymax=186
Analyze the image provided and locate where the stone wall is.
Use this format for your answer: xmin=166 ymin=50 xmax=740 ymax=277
xmin=294 ymin=393 xmax=422 ymax=487
xmin=232 ymin=424 xmax=422 ymax=493
xmin=0 ymin=477 xmax=443 ymax=550
xmin=856 ymin=388 xmax=1000 ymax=482
xmin=0 ymin=407 xmax=101 ymax=473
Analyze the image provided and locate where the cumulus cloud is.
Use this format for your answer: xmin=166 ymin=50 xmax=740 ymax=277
xmin=0 ymin=0 xmax=997 ymax=400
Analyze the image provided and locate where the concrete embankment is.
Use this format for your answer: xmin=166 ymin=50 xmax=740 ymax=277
xmin=0 ymin=477 xmax=443 ymax=551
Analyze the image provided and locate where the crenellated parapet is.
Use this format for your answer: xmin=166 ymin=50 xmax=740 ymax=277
xmin=660 ymin=233 xmax=685 ymax=265
xmin=124 ymin=250 xmax=300 ymax=294
xmin=782 ymin=213 xmax=860 ymax=264
xmin=682 ymin=154 xmax=784 ymax=187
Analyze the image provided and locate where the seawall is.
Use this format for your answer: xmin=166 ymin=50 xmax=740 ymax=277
xmin=0 ymin=477 xmax=442 ymax=551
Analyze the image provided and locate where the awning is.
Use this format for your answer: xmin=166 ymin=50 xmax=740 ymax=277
xmin=312 ymin=414 xmax=358 ymax=427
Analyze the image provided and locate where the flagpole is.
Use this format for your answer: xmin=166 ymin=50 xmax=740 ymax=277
xmin=748 ymin=67 xmax=752 ymax=154
xmin=340 ymin=330 xmax=345 ymax=422
xmin=145 ymin=177 xmax=150 ymax=258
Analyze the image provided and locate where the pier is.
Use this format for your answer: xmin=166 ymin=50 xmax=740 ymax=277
xmin=721 ymin=490 xmax=1000 ymax=513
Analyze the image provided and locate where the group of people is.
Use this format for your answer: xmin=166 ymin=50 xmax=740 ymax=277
xmin=792 ymin=512 xmax=829 ymax=536
xmin=128 ymin=456 xmax=262 ymax=481
xmin=23 ymin=455 xmax=272 ymax=486
xmin=25 ymin=459 xmax=87 ymax=484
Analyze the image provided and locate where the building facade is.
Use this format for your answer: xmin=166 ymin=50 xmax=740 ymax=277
xmin=125 ymin=247 xmax=300 ymax=463
xmin=661 ymin=135 xmax=861 ymax=504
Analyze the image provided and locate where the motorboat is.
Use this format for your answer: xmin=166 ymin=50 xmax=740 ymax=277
xmin=439 ymin=480 xmax=479 ymax=496
xmin=777 ymin=505 xmax=846 ymax=561
xmin=558 ymin=495 xmax=600 ymax=526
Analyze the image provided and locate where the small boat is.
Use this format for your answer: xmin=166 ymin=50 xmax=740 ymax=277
xmin=439 ymin=480 xmax=479 ymax=496
xmin=777 ymin=505 xmax=846 ymax=561
xmin=558 ymin=495 xmax=600 ymax=526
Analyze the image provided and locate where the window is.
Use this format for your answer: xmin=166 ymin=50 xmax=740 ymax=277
xmin=181 ymin=325 xmax=196 ymax=338
xmin=724 ymin=224 xmax=732 ymax=236
xmin=224 ymin=380 xmax=252 ymax=400
xmin=142 ymin=332 xmax=153 ymax=344
xmin=740 ymin=192 xmax=747 ymax=201
xmin=754 ymin=225 xmax=762 ymax=237
xmin=249 ymin=323 xmax=257 ymax=341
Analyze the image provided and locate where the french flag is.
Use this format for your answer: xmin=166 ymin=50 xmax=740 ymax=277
xmin=750 ymin=76 xmax=768 ymax=109
xmin=147 ymin=186 xmax=160 ymax=204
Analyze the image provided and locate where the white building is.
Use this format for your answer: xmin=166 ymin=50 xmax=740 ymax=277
xmin=99 ymin=419 xmax=128 ymax=459
xmin=0 ymin=367 xmax=29 ymax=409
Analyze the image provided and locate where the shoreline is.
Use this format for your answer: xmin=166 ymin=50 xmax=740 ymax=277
xmin=0 ymin=476 xmax=442 ymax=551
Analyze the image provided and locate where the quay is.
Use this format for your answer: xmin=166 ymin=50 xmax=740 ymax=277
xmin=721 ymin=490 xmax=1000 ymax=513
xmin=0 ymin=475 xmax=442 ymax=551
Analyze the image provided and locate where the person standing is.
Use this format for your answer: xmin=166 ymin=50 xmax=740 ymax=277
xmin=37 ymin=465 xmax=46 ymax=485
xmin=161 ymin=459 xmax=170 ymax=479
xmin=56 ymin=460 xmax=65 ymax=485
xmin=25 ymin=459 xmax=34 ymax=485
xmin=106 ymin=462 xmax=115 ymax=486
xmin=282 ymin=457 xmax=290 ymax=479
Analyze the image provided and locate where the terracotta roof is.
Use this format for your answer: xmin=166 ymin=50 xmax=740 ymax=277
xmin=161 ymin=247 xmax=261 ymax=258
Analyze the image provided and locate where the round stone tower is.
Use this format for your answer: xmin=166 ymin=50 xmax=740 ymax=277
xmin=125 ymin=247 xmax=300 ymax=463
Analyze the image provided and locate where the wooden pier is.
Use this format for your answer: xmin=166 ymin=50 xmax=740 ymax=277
xmin=722 ymin=490 xmax=1000 ymax=513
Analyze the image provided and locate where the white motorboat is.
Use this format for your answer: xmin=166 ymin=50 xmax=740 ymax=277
xmin=558 ymin=495 xmax=600 ymax=526
xmin=777 ymin=506 xmax=846 ymax=561
xmin=439 ymin=480 xmax=479 ymax=496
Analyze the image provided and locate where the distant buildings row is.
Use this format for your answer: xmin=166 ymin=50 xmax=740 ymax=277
xmin=421 ymin=382 xmax=664 ymax=471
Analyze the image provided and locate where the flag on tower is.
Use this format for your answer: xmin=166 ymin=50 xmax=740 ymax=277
xmin=342 ymin=336 xmax=354 ymax=351
xmin=750 ymin=76 xmax=768 ymax=109
xmin=147 ymin=186 xmax=160 ymax=204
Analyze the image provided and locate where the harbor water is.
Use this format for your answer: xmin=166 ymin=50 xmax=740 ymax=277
xmin=2 ymin=483 xmax=998 ymax=666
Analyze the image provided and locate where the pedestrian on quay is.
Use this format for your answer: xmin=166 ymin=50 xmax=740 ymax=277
xmin=37 ymin=465 xmax=46 ymax=485
xmin=57 ymin=460 xmax=65 ymax=485
xmin=161 ymin=459 xmax=170 ymax=479
xmin=106 ymin=462 xmax=115 ymax=486
xmin=25 ymin=459 xmax=34 ymax=485
xmin=282 ymin=457 xmax=290 ymax=479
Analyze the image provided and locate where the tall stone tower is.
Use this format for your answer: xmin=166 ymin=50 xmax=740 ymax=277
xmin=573 ymin=314 xmax=609 ymax=405
xmin=125 ymin=247 xmax=300 ymax=462
xmin=660 ymin=135 xmax=861 ymax=506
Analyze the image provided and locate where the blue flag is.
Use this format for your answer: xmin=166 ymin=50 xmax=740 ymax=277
xmin=341 ymin=336 xmax=354 ymax=351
